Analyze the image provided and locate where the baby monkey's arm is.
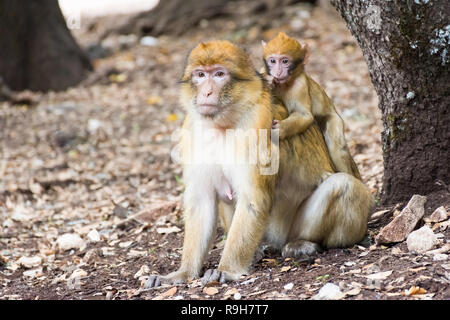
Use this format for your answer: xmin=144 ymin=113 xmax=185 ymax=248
xmin=273 ymin=84 xmax=314 ymax=140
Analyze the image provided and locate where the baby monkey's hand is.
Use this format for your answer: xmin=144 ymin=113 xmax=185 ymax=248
xmin=265 ymin=74 xmax=276 ymax=89
xmin=272 ymin=119 xmax=280 ymax=129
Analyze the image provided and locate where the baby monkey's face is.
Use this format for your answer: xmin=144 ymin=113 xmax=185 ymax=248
xmin=265 ymin=54 xmax=293 ymax=84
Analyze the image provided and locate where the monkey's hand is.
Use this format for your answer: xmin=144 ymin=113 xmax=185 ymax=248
xmin=145 ymin=270 xmax=189 ymax=288
xmin=265 ymin=75 xmax=276 ymax=89
xmin=201 ymin=269 xmax=241 ymax=285
xmin=272 ymin=119 xmax=280 ymax=129
xmin=277 ymin=120 xmax=289 ymax=140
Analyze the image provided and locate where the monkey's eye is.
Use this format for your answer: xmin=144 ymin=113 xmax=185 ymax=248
xmin=198 ymin=72 xmax=205 ymax=77
xmin=215 ymin=71 xmax=225 ymax=77
xmin=270 ymin=59 xmax=276 ymax=64
xmin=282 ymin=59 xmax=289 ymax=64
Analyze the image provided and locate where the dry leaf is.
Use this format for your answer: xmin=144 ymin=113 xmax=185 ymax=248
xmin=147 ymin=96 xmax=162 ymax=105
xmin=134 ymin=265 xmax=149 ymax=279
xmin=203 ymin=287 xmax=219 ymax=296
xmin=118 ymin=241 xmax=133 ymax=248
xmin=348 ymin=268 xmax=362 ymax=274
xmin=127 ymin=250 xmax=147 ymax=257
xmin=280 ymin=266 xmax=291 ymax=272
xmin=262 ymin=258 xmax=277 ymax=266
xmin=70 ymin=269 xmax=88 ymax=279
xmin=156 ymin=226 xmax=181 ymax=234
xmin=369 ymin=209 xmax=390 ymax=221
xmin=344 ymin=287 xmax=361 ymax=296
xmin=359 ymin=251 xmax=369 ymax=257
xmin=248 ymin=290 xmax=267 ymax=297
xmin=362 ymin=263 xmax=375 ymax=270
xmin=391 ymin=247 xmax=403 ymax=255
xmin=364 ymin=270 xmax=393 ymax=280
xmin=162 ymin=287 xmax=177 ymax=297
xmin=224 ymin=288 xmax=239 ymax=296
xmin=204 ymin=280 xmax=220 ymax=287
xmin=109 ymin=73 xmax=127 ymax=83
xmin=166 ymin=113 xmax=179 ymax=122
xmin=405 ymin=286 xmax=427 ymax=296
xmin=408 ymin=267 xmax=426 ymax=273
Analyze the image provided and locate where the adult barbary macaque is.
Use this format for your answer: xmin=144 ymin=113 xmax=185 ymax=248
xmin=146 ymin=40 xmax=373 ymax=287
xmin=263 ymin=32 xmax=361 ymax=180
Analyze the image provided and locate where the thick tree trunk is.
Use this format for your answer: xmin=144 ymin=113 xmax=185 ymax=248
xmin=0 ymin=0 xmax=92 ymax=92
xmin=331 ymin=0 xmax=449 ymax=204
xmin=106 ymin=0 xmax=317 ymax=37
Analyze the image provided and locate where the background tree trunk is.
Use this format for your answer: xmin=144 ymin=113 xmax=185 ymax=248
xmin=0 ymin=0 xmax=92 ymax=92
xmin=106 ymin=0 xmax=317 ymax=37
xmin=330 ymin=0 xmax=450 ymax=204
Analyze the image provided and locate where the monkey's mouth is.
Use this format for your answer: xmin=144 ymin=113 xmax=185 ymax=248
xmin=197 ymin=104 xmax=220 ymax=116
xmin=273 ymin=76 xmax=288 ymax=84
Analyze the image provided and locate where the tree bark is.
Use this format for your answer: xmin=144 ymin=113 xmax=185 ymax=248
xmin=106 ymin=0 xmax=317 ymax=37
xmin=330 ymin=0 xmax=449 ymax=204
xmin=0 ymin=0 xmax=92 ymax=92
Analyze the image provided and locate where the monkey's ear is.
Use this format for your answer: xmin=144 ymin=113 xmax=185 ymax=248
xmin=303 ymin=43 xmax=310 ymax=65
xmin=261 ymin=40 xmax=267 ymax=48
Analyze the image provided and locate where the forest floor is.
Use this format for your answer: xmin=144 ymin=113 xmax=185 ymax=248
xmin=0 ymin=3 xmax=449 ymax=300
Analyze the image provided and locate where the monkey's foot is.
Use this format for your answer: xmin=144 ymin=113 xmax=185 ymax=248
xmin=145 ymin=275 xmax=165 ymax=288
xmin=282 ymin=240 xmax=322 ymax=260
xmin=201 ymin=269 xmax=240 ymax=285
xmin=254 ymin=244 xmax=281 ymax=263
xmin=145 ymin=270 xmax=189 ymax=288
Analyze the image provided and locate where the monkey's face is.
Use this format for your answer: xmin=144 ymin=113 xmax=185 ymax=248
xmin=265 ymin=54 xmax=293 ymax=84
xmin=191 ymin=64 xmax=231 ymax=116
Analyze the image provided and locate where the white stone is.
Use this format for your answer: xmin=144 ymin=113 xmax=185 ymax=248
xmin=283 ymin=282 xmax=294 ymax=290
xmin=23 ymin=268 xmax=43 ymax=279
xmin=429 ymin=206 xmax=448 ymax=223
xmin=87 ymin=119 xmax=102 ymax=134
xmin=433 ymin=253 xmax=448 ymax=261
xmin=406 ymin=226 xmax=438 ymax=253
xmin=140 ymin=36 xmax=158 ymax=47
xmin=17 ymin=256 xmax=42 ymax=268
xmin=311 ymin=283 xmax=343 ymax=300
xmin=87 ymin=229 xmax=101 ymax=242
xmin=57 ymin=233 xmax=85 ymax=251
xmin=11 ymin=206 xmax=34 ymax=222
xmin=376 ymin=195 xmax=427 ymax=244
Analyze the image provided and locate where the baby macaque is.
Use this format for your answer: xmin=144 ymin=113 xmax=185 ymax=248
xmin=263 ymin=32 xmax=361 ymax=179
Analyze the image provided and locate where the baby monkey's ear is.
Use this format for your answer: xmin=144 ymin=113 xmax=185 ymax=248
xmin=302 ymin=42 xmax=310 ymax=65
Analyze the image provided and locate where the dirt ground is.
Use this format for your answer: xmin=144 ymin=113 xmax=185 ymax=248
xmin=1 ymin=3 xmax=449 ymax=300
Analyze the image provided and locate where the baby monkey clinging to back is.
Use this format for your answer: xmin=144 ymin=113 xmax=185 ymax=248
xmin=262 ymin=32 xmax=361 ymax=180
